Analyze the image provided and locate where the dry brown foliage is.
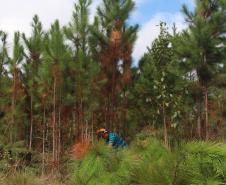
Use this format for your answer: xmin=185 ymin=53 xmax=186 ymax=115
xmin=70 ymin=139 xmax=92 ymax=160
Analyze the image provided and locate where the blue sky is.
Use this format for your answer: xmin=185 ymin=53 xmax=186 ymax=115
xmin=131 ymin=0 xmax=194 ymax=25
xmin=0 ymin=0 xmax=195 ymax=62
xmin=131 ymin=0 xmax=194 ymax=63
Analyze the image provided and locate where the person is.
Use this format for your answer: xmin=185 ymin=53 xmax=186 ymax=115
xmin=96 ymin=128 xmax=127 ymax=148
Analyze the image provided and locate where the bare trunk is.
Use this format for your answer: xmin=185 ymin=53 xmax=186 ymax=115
xmin=104 ymin=100 xmax=107 ymax=128
xmin=202 ymin=53 xmax=209 ymax=140
xmin=72 ymin=106 xmax=76 ymax=140
xmin=85 ymin=119 xmax=88 ymax=141
xmin=29 ymin=95 xmax=33 ymax=150
xmin=57 ymin=106 xmax=61 ymax=170
xmin=42 ymin=105 xmax=46 ymax=176
xmin=52 ymin=78 xmax=56 ymax=163
xmin=81 ymin=102 xmax=84 ymax=142
xmin=197 ymin=115 xmax=201 ymax=138
xmin=76 ymin=104 xmax=80 ymax=141
xmin=11 ymin=66 xmax=16 ymax=144
xmin=91 ymin=112 xmax=94 ymax=144
xmin=204 ymin=86 xmax=208 ymax=140
xmin=197 ymin=101 xmax=201 ymax=138
xmin=111 ymin=65 xmax=116 ymax=130
xmin=163 ymin=104 xmax=168 ymax=147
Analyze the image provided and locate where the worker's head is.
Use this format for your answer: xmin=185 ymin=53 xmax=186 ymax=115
xmin=96 ymin=128 xmax=108 ymax=139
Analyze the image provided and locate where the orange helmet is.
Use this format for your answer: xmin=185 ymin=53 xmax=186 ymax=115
xmin=96 ymin=128 xmax=108 ymax=139
xmin=96 ymin=128 xmax=108 ymax=135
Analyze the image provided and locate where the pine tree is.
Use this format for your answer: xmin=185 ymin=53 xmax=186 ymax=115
xmin=90 ymin=0 xmax=138 ymax=131
xmin=0 ymin=31 xmax=10 ymax=144
xmin=22 ymin=15 xmax=44 ymax=150
xmin=8 ymin=32 xmax=25 ymax=144
xmin=177 ymin=0 xmax=226 ymax=139
xmin=0 ymin=31 xmax=8 ymax=80
xmin=64 ymin=0 xmax=100 ymax=142
xmin=44 ymin=20 xmax=71 ymax=168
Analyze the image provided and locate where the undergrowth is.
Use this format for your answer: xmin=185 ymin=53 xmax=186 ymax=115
xmin=68 ymin=133 xmax=226 ymax=185
xmin=2 ymin=134 xmax=226 ymax=185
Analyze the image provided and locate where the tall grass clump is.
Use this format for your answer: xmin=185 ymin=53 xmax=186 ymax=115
xmin=0 ymin=172 xmax=39 ymax=185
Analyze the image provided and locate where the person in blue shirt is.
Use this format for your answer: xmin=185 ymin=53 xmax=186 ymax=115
xmin=96 ymin=128 xmax=127 ymax=148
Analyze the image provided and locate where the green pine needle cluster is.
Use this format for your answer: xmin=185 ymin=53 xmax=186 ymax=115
xmin=68 ymin=134 xmax=226 ymax=185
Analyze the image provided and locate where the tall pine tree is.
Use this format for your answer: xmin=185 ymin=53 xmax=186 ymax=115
xmin=90 ymin=0 xmax=138 ymax=131
xmin=176 ymin=0 xmax=226 ymax=139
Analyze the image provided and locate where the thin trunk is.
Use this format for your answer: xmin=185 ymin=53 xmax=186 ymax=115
xmin=72 ymin=105 xmax=76 ymax=140
xmin=11 ymin=66 xmax=16 ymax=144
xmin=85 ymin=120 xmax=88 ymax=141
xmin=190 ymin=121 xmax=194 ymax=139
xmin=91 ymin=112 xmax=94 ymax=144
xmin=57 ymin=106 xmax=61 ymax=170
xmin=197 ymin=101 xmax=201 ymax=138
xmin=197 ymin=115 xmax=201 ymax=138
xmin=81 ymin=101 xmax=84 ymax=142
xmin=204 ymin=86 xmax=208 ymax=140
xmin=42 ymin=105 xmax=46 ymax=176
xmin=111 ymin=65 xmax=116 ymax=130
xmin=80 ymin=98 xmax=84 ymax=142
xmin=29 ymin=95 xmax=33 ymax=150
xmin=203 ymin=53 xmax=209 ymax=140
xmin=53 ymin=77 xmax=56 ymax=163
xmin=104 ymin=100 xmax=107 ymax=128
xmin=163 ymin=103 xmax=168 ymax=147
xmin=76 ymin=104 xmax=79 ymax=141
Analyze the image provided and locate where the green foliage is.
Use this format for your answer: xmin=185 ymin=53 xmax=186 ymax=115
xmin=0 ymin=0 xmax=226 ymax=182
xmin=64 ymin=0 xmax=91 ymax=54
xmin=68 ymin=134 xmax=226 ymax=185
xmin=178 ymin=0 xmax=226 ymax=85
xmin=0 ymin=141 xmax=30 ymax=171
xmin=68 ymin=141 xmax=137 ymax=185
xmin=129 ymin=22 xmax=186 ymax=141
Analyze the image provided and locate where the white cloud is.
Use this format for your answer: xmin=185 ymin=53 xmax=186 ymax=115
xmin=90 ymin=0 xmax=102 ymax=21
xmin=131 ymin=0 xmax=150 ymax=23
xmin=0 ymin=0 xmax=103 ymax=50
xmin=0 ymin=0 xmax=76 ymax=49
xmin=133 ymin=12 xmax=187 ymax=64
xmin=0 ymin=0 xmax=188 ymax=64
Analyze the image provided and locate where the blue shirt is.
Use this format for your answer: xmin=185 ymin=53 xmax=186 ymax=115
xmin=107 ymin=132 xmax=127 ymax=148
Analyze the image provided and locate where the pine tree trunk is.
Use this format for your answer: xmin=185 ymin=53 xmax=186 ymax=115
xmin=42 ymin=105 xmax=46 ymax=176
xmin=204 ymin=86 xmax=209 ymax=140
xmin=104 ymin=100 xmax=107 ymax=128
xmin=163 ymin=103 xmax=168 ymax=147
xmin=76 ymin=103 xmax=80 ymax=141
xmin=197 ymin=100 xmax=201 ymax=138
xmin=91 ymin=112 xmax=94 ymax=144
xmin=52 ymin=78 xmax=56 ymax=164
xmin=57 ymin=106 xmax=61 ymax=170
xmin=72 ymin=105 xmax=76 ymax=141
xmin=29 ymin=95 xmax=33 ymax=150
xmin=110 ymin=65 xmax=116 ymax=130
xmin=202 ymin=53 xmax=209 ymax=140
xmin=197 ymin=115 xmax=201 ymax=138
xmin=81 ymin=100 xmax=84 ymax=142
xmin=11 ymin=66 xmax=16 ymax=144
